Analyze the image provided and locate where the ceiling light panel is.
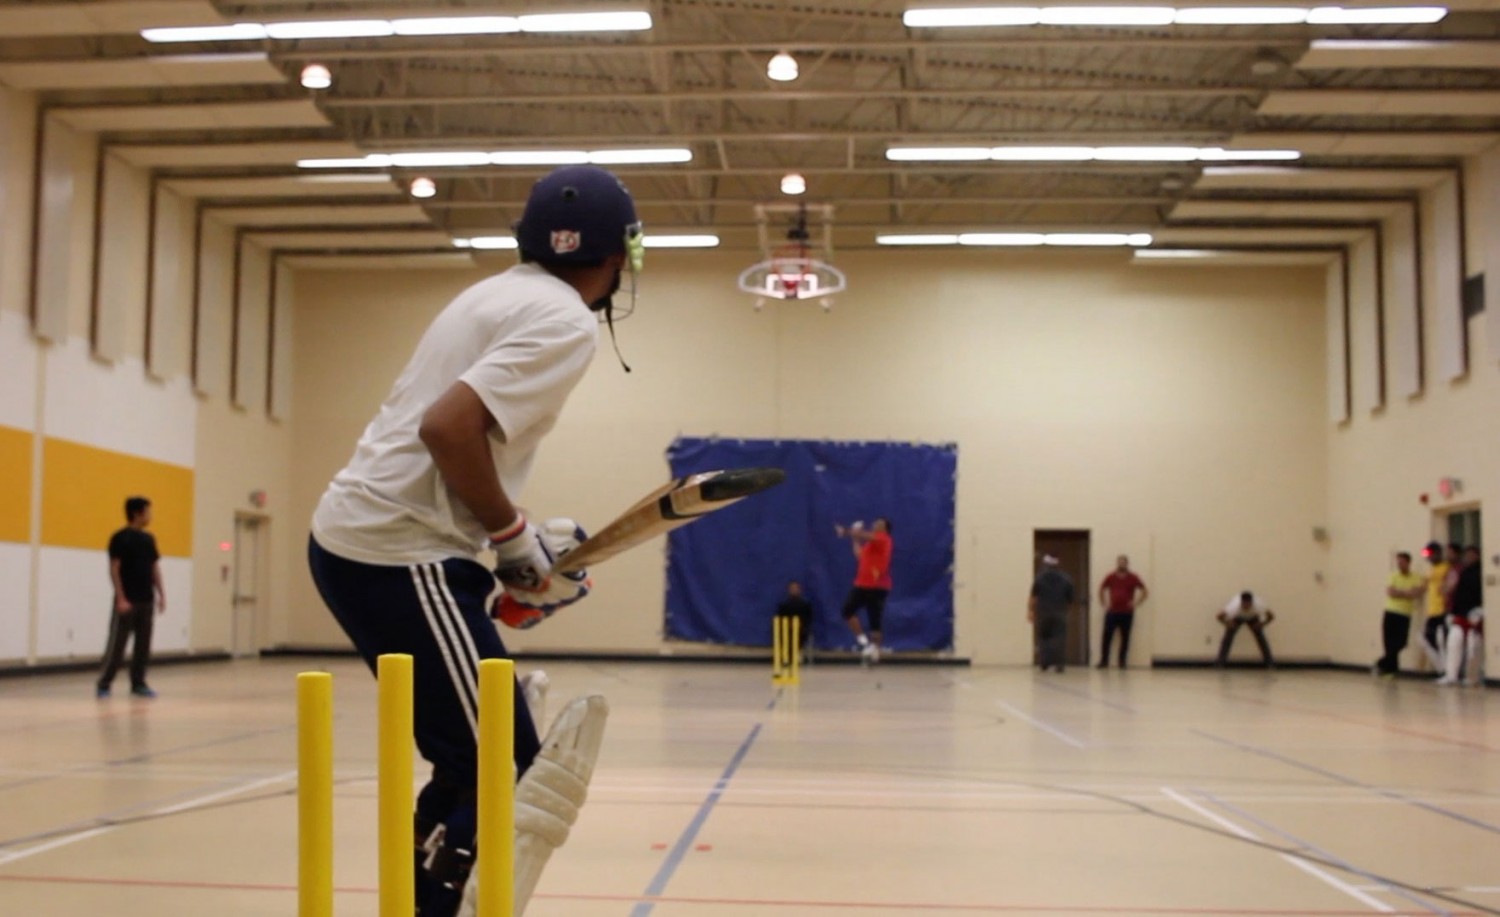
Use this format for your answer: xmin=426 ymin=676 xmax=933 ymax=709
xmin=901 ymin=5 xmax=1447 ymax=27
xmin=143 ymin=10 xmax=651 ymax=42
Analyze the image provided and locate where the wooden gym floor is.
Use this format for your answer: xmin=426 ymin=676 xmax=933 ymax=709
xmin=0 ymin=658 xmax=1496 ymax=916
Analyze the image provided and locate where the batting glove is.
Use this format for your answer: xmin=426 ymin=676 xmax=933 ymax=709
xmin=492 ymin=517 xmax=591 ymax=629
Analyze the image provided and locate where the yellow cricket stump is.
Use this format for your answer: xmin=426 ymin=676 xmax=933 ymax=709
xmin=477 ymin=658 xmax=515 ymax=917
xmin=772 ymin=616 xmax=801 ymax=686
xmin=297 ymin=672 xmax=334 ymax=917
xmin=297 ymin=654 xmax=516 ymax=916
xmin=378 ymin=654 xmax=415 ymax=917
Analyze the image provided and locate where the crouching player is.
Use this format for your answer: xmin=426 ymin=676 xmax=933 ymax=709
xmin=308 ymin=165 xmax=644 ymax=915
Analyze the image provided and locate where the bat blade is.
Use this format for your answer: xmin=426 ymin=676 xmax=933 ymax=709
xmin=553 ymin=466 xmax=785 ymax=574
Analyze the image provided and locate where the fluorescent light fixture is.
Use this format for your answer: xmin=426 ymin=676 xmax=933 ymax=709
xmin=1042 ymin=232 xmax=1152 ymax=246
xmin=1174 ymin=6 xmax=1308 ymax=22
xmin=299 ymin=149 xmax=692 ymax=170
xmin=297 ymin=155 xmax=392 ymax=168
xmin=587 ymin=148 xmax=692 ymax=164
xmin=1093 ymin=146 xmax=1202 ymax=161
xmin=265 ymin=19 xmax=394 ymax=39
xmin=781 ymin=173 xmax=807 ymax=195
xmin=462 ymin=236 xmax=519 ymax=250
xmin=903 ymin=8 xmax=1042 ymax=26
xmin=489 ymin=151 xmax=591 ymax=165
xmin=141 ymin=23 xmax=268 ymax=42
xmin=877 ymin=234 xmax=962 ymax=245
xmin=518 ymin=11 xmax=653 ymax=32
xmin=886 ymin=147 xmax=993 ymax=161
xmin=889 ymin=145 xmax=1303 ymax=163
xmin=643 ymin=234 xmax=720 ymax=248
xmin=300 ymin=63 xmax=332 ymax=90
xmin=960 ymin=233 xmax=1048 ymax=246
xmin=297 ymin=174 xmax=395 ymax=184
xmin=388 ymin=151 xmax=492 ymax=168
xmin=902 ymin=5 xmax=1446 ymax=28
xmin=1038 ymin=6 xmax=1175 ymax=25
xmin=409 ymin=177 xmax=437 ymax=199
xmin=1307 ymin=5 xmax=1446 ymax=22
xmin=1134 ymin=249 xmax=1221 ymax=258
xmin=767 ymin=52 xmax=800 ymax=81
xmin=988 ymin=146 xmax=1095 ymax=161
xmin=143 ymin=10 xmax=649 ymax=43
xmin=392 ymin=16 xmax=520 ymax=36
xmin=1197 ymin=147 xmax=1302 ymax=161
xmin=880 ymin=231 xmax=1152 ymax=247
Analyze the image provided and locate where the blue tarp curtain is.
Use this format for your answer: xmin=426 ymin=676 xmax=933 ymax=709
xmin=663 ymin=437 xmax=956 ymax=651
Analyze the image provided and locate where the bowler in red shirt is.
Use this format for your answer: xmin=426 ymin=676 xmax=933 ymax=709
xmin=834 ymin=517 xmax=893 ymax=663
xmin=1097 ymin=555 xmax=1148 ymax=669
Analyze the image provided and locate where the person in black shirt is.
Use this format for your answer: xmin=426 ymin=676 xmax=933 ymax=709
xmin=1437 ymin=545 xmax=1485 ymax=686
xmin=97 ymin=496 xmax=163 ymax=698
xmin=1029 ymin=555 xmax=1074 ymax=673
xmin=775 ymin=580 xmax=815 ymax=663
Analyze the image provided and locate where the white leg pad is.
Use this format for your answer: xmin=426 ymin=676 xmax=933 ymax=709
xmin=519 ymin=670 xmax=550 ymax=732
xmin=1442 ymin=628 xmax=1466 ymax=683
xmin=459 ymin=694 xmax=608 ymax=917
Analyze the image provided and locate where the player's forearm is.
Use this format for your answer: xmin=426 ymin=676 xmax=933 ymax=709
xmin=420 ymin=429 xmax=519 ymax=533
xmin=153 ymin=565 xmax=164 ymax=597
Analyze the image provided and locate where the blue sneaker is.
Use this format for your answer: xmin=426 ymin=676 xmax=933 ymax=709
xmin=96 ymin=686 xmax=110 ymax=699
xmin=130 ymin=685 xmax=157 ymax=699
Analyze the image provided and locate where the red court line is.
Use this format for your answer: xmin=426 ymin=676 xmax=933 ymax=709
xmin=0 ymin=873 xmax=1467 ymax=915
xmin=1223 ymin=692 xmax=1500 ymax=753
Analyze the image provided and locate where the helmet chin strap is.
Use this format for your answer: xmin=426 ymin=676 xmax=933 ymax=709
xmin=591 ymin=268 xmax=632 ymax=373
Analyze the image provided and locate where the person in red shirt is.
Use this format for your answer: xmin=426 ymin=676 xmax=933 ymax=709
xmin=1097 ymin=555 xmax=1148 ymax=669
xmin=834 ymin=517 xmax=893 ymax=663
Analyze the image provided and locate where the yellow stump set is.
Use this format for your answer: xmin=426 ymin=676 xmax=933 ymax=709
xmin=772 ymin=616 xmax=801 ymax=685
xmin=298 ymin=654 xmax=515 ymax=917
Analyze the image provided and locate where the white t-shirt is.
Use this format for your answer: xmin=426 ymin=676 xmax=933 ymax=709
xmin=313 ymin=264 xmax=598 ymax=565
xmin=1223 ymin=594 xmax=1270 ymax=618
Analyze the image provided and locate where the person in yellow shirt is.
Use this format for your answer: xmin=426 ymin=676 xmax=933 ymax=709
xmin=1418 ymin=541 xmax=1454 ymax=671
xmin=1376 ymin=550 xmax=1426 ymax=677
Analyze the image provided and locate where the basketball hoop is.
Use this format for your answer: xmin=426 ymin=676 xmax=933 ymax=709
xmin=736 ymin=202 xmax=846 ymax=312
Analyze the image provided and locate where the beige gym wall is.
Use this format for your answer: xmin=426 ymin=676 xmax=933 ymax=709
xmin=286 ymin=249 xmax=1329 ymax=665
xmin=0 ymin=82 xmax=291 ymax=667
xmin=1318 ymin=147 xmax=1500 ymax=675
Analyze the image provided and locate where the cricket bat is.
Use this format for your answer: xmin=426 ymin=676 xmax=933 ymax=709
xmin=496 ymin=466 xmax=786 ymax=628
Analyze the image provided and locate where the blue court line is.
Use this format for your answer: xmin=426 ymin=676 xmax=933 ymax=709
xmin=1194 ymin=729 xmax=1500 ymax=837
xmin=1198 ymin=790 xmax=1451 ymax=916
xmin=630 ymin=721 xmax=765 ymax=917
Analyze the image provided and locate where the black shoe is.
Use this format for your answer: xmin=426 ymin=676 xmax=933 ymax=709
xmin=1095 ymin=662 xmax=1108 ymax=669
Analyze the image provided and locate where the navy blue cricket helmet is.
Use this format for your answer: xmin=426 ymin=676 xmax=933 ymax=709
xmin=515 ymin=165 xmax=642 ymax=267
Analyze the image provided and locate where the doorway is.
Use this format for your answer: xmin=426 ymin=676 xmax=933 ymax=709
xmin=231 ymin=513 xmax=268 ymax=657
xmin=1033 ymin=530 xmax=1091 ymax=667
xmin=1442 ymin=507 xmax=1482 ymax=552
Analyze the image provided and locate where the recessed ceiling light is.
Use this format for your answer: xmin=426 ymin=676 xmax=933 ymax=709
xmin=780 ymin=173 xmax=807 ymax=195
xmin=409 ymin=177 xmax=436 ymax=198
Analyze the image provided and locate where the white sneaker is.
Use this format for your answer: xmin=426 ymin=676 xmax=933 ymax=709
xmin=859 ymin=642 xmax=875 ymax=665
xmin=1435 ymin=676 xmax=1457 ymax=686
xmin=869 ymin=644 xmax=882 ymax=664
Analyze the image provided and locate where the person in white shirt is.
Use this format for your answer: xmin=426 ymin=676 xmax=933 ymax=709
xmin=1215 ymin=590 xmax=1275 ymax=668
xmin=307 ymin=165 xmax=643 ymax=917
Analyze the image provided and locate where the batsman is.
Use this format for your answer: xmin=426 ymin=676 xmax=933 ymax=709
xmin=307 ymin=165 xmax=642 ymax=915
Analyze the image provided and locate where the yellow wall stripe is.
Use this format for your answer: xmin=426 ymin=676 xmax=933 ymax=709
xmin=40 ymin=438 xmax=193 ymax=558
xmin=0 ymin=425 xmax=33 ymax=544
